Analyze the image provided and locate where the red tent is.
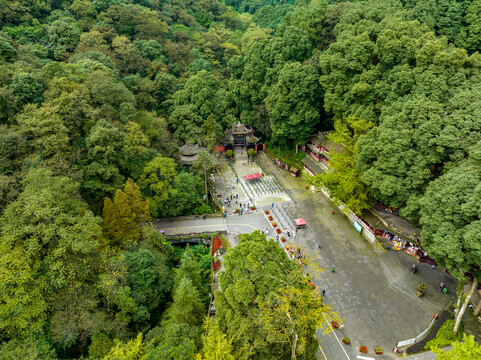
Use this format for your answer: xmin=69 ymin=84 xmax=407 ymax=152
xmin=244 ymin=173 xmax=262 ymax=181
xmin=295 ymin=218 xmax=307 ymax=226
xmin=214 ymin=145 xmax=225 ymax=153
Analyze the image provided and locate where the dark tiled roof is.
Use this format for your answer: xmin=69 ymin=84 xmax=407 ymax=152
xmin=179 ymin=142 xmax=200 ymax=156
xmin=302 ymin=156 xmax=324 ymax=175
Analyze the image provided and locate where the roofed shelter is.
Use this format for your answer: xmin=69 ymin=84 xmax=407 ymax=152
xmin=179 ymin=142 xmax=201 ymax=165
xmin=244 ymin=173 xmax=262 ymax=181
xmin=223 ymin=122 xmax=261 ymax=150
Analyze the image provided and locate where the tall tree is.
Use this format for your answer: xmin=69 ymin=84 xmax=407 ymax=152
xmin=193 ymin=150 xmax=214 ymax=205
xmin=138 ymin=156 xmax=178 ymax=218
xmin=215 ymin=231 xmax=333 ymax=359
xmin=0 ymin=169 xmax=101 ymax=337
xmin=102 ymin=178 xmax=151 ymax=248
xmin=418 ymin=149 xmax=481 ymax=334
xmin=432 ymin=334 xmax=481 ymax=359
xmin=316 ymin=116 xmax=374 ymax=215
xmin=265 ymin=62 xmax=322 ymax=146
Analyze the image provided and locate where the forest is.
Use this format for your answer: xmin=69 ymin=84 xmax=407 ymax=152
xmin=0 ymin=0 xmax=480 ymax=359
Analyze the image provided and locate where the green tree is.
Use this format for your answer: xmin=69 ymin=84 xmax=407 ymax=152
xmin=49 ymin=284 xmax=108 ymax=349
xmin=102 ymin=178 xmax=151 ymax=248
xmin=172 ymin=172 xmax=211 ymax=216
xmin=265 ymin=62 xmax=322 ymax=146
xmin=193 ymin=150 xmax=214 ymax=205
xmin=89 ymin=331 xmax=113 ymax=359
xmin=432 ymin=334 xmax=481 ymax=359
xmin=316 ymin=116 xmax=374 ymax=215
xmin=215 ymin=231 xmax=333 ymax=359
xmin=0 ymin=336 xmax=57 ymax=360
xmin=419 ymin=150 xmax=481 ymax=334
xmin=48 ymin=19 xmax=81 ymax=59
xmin=202 ymin=114 xmax=223 ymax=151
xmin=0 ymin=169 xmax=101 ymax=336
xmin=103 ymin=333 xmax=145 ymax=360
xmin=201 ymin=319 xmax=235 ymax=360
xmin=10 ymin=73 xmax=44 ymax=106
xmin=125 ymin=246 xmax=173 ymax=324
xmin=168 ymin=105 xmax=203 ymax=143
xmin=16 ymin=103 xmax=70 ymax=160
xmin=165 ymin=277 xmax=205 ymax=328
xmin=81 ymin=119 xmax=131 ymax=209
xmin=138 ymin=155 xmax=178 ymax=218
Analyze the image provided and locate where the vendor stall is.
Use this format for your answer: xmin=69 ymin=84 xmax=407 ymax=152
xmin=290 ymin=167 xmax=300 ymax=177
xmin=295 ymin=218 xmax=307 ymax=229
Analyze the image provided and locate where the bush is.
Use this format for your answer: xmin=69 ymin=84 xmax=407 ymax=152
xmin=268 ymin=215 xmax=273 ymax=221
xmin=264 ymin=210 xmax=269 ymax=214
xmin=219 ymin=235 xmax=230 ymax=252
xmin=425 ymin=320 xmax=463 ymax=349
xmin=226 ymin=149 xmax=234 ymax=158
xmin=247 ymin=148 xmax=255 ymax=158
xmin=272 ymin=222 xmax=277 ymax=227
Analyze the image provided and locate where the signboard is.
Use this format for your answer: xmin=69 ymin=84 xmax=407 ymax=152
xmin=397 ymin=338 xmax=415 ymax=347
xmin=353 ymin=220 xmax=363 ymax=234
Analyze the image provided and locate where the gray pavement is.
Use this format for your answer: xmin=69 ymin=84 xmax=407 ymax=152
xmin=256 ymin=152 xmax=457 ymax=360
xmin=155 ymin=211 xmax=271 ymax=237
xmin=156 ymin=150 xmax=467 ymax=360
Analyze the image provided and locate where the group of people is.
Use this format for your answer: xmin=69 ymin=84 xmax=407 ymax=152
xmin=282 ymin=227 xmax=296 ymax=238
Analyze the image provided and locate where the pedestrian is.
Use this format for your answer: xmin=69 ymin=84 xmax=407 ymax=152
xmin=272 ymin=202 xmax=274 ymax=208
xmin=236 ymin=194 xmax=238 ymax=199
xmin=318 ymin=242 xmax=321 ymax=249
xmin=288 ymin=231 xmax=290 ymax=238
xmin=276 ymin=235 xmax=279 ymax=241
xmin=235 ymin=200 xmax=238 ymax=204
xmin=339 ymin=323 xmax=343 ymax=330
xmin=432 ymin=264 xmax=436 ymax=270
xmin=203 ymin=215 xmax=206 ymax=220
xmin=236 ymin=178 xmax=239 ymax=184
xmin=241 ymin=208 xmax=243 ymax=215
xmin=322 ymin=290 xmax=326 ymax=297
xmin=239 ymin=203 xmax=242 ymax=207
xmin=331 ymin=267 xmax=335 ymax=273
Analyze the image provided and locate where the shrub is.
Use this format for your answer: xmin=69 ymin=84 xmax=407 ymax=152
xmin=272 ymin=222 xmax=277 ymax=227
xmin=219 ymin=235 xmax=230 ymax=252
xmin=359 ymin=346 xmax=367 ymax=353
xmin=226 ymin=149 xmax=233 ymax=158
xmin=343 ymin=337 xmax=350 ymax=345
xmin=247 ymin=148 xmax=255 ymax=158
xmin=374 ymin=347 xmax=382 ymax=354
xmin=425 ymin=320 xmax=462 ymax=349
xmin=268 ymin=216 xmax=273 ymax=221
xmin=264 ymin=210 xmax=269 ymax=214
xmin=276 ymin=229 xmax=281 ymax=234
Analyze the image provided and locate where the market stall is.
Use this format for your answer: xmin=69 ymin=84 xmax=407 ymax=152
xmin=295 ymin=218 xmax=307 ymax=229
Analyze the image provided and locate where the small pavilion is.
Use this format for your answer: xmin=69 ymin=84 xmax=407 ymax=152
xmin=179 ymin=142 xmax=201 ymax=165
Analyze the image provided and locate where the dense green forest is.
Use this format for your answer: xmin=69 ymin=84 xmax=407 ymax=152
xmin=1 ymin=0 xmax=481 ymax=358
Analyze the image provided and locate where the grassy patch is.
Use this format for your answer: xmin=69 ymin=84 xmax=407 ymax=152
xmin=264 ymin=142 xmax=305 ymax=169
xmin=424 ymin=319 xmax=463 ymax=349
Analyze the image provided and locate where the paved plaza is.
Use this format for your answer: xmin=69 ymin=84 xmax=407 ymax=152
xmin=156 ymin=151 xmax=465 ymax=359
